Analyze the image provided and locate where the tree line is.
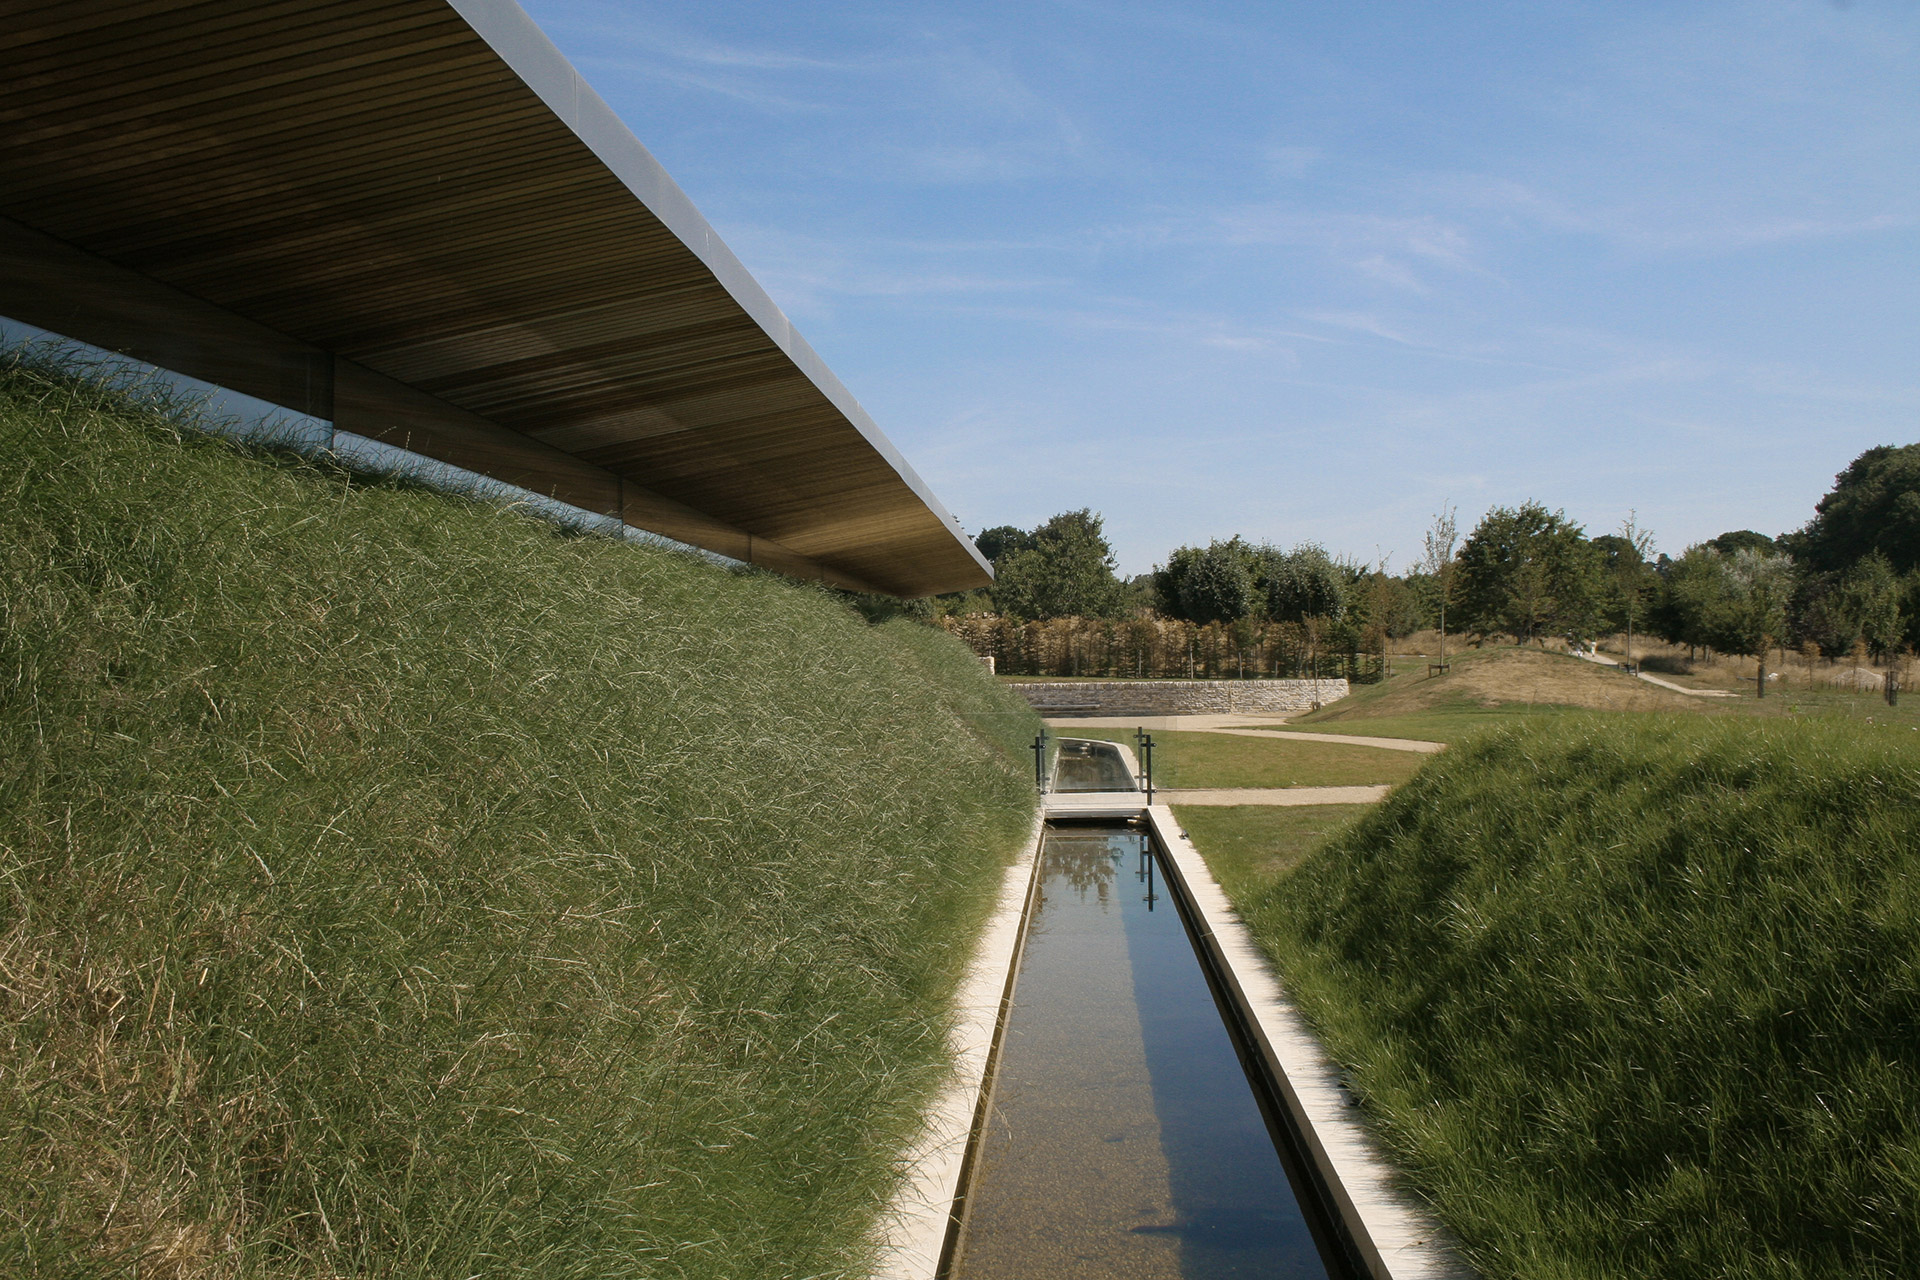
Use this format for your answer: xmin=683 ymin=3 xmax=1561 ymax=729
xmin=939 ymin=512 xmax=1393 ymax=679
xmin=932 ymin=442 xmax=1920 ymax=683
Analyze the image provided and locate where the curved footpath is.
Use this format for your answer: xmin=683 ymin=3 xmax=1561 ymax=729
xmin=1569 ymin=648 xmax=1739 ymax=697
xmin=1045 ymin=713 xmax=1445 ymax=756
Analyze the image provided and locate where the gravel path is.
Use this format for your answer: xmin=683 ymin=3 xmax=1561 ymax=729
xmin=1044 ymin=715 xmax=1444 ymax=752
xmin=1569 ymin=649 xmax=1738 ymax=698
xmin=1197 ymin=727 xmax=1444 ymax=753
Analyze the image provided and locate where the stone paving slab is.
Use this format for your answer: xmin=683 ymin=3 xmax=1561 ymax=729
xmin=1041 ymin=792 xmax=1152 ymax=819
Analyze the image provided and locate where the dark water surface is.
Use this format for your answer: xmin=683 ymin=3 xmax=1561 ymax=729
xmin=1051 ymin=738 xmax=1138 ymax=792
xmin=952 ymin=827 xmax=1333 ymax=1280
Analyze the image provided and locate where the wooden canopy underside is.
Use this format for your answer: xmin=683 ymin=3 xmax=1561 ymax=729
xmin=0 ymin=0 xmax=991 ymax=596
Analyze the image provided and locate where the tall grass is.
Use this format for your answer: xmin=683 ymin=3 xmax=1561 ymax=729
xmin=1244 ymin=715 xmax=1920 ymax=1279
xmin=0 ymin=354 xmax=1039 ymax=1278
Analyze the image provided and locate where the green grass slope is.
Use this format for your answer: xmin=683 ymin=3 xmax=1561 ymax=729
xmin=1243 ymin=715 xmax=1920 ymax=1280
xmin=0 ymin=357 xmax=1039 ymax=1278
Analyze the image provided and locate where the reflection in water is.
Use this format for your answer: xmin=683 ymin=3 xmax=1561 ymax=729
xmin=1051 ymin=739 xmax=1139 ymax=792
xmin=953 ymin=829 xmax=1332 ymax=1280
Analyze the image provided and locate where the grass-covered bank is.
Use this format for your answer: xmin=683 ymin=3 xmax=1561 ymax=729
xmin=1232 ymin=716 xmax=1920 ymax=1279
xmin=0 ymin=356 xmax=1040 ymax=1278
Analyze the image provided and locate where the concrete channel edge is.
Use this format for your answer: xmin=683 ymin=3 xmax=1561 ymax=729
xmin=1146 ymin=805 xmax=1476 ymax=1280
xmin=875 ymin=729 xmax=1470 ymax=1280
xmin=869 ymin=809 xmax=1046 ymax=1280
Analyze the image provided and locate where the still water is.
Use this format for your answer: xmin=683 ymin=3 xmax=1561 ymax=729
xmin=951 ymin=827 xmax=1334 ymax=1280
xmin=1051 ymin=738 xmax=1139 ymax=792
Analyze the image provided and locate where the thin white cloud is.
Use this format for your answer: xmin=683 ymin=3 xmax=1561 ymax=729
xmin=646 ymin=38 xmax=865 ymax=74
xmin=550 ymin=4 xmax=1103 ymax=185
xmin=1422 ymin=170 xmax=1916 ymax=257
xmin=1209 ymin=209 xmax=1475 ymax=267
xmin=1301 ymin=311 xmax=1418 ymax=346
xmin=577 ymin=59 xmax=828 ymax=112
xmin=1620 ymin=212 xmax=1915 ymax=256
xmin=1353 ymin=255 xmax=1427 ymax=293
xmin=1266 ymin=145 xmax=1323 ymax=179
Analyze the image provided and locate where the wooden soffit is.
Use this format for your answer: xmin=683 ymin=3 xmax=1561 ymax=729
xmin=0 ymin=0 xmax=991 ymax=597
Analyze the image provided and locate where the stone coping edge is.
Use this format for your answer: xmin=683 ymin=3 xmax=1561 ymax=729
xmin=868 ymin=809 xmax=1046 ymax=1280
xmin=1145 ymin=806 xmax=1476 ymax=1280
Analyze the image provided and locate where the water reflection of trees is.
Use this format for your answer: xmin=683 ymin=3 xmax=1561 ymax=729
xmin=1042 ymin=832 xmax=1132 ymax=909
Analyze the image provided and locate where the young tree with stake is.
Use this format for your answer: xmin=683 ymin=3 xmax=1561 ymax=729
xmin=1422 ymin=505 xmax=1458 ymax=668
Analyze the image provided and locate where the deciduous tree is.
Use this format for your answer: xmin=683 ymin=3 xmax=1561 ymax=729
xmin=1257 ymin=543 xmax=1349 ymax=624
xmin=1157 ymin=538 xmax=1258 ymax=624
xmin=1456 ymin=502 xmax=1602 ymax=645
xmin=1652 ymin=547 xmax=1732 ymax=656
xmin=1787 ymin=444 xmax=1920 ymax=575
xmin=1595 ymin=512 xmax=1657 ymax=665
xmin=1719 ymin=549 xmax=1794 ymax=696
xmin=989 ymin=509 xmax=1124 ymax=620
xmin=1420 ymin=505 xmax=1459 ymax=665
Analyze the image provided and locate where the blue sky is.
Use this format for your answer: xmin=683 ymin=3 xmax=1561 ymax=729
xmin=519 ymin=0 xmax=1919 ymax=577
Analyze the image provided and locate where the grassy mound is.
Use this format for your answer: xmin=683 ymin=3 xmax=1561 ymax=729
xmin=1288 ymin=646 xmax=1709 ymax=741
xmin=0 ymin=356 xmax=1039 ymax=1278
xmin=1245 ymin=716 xmax=1920 ymax=1279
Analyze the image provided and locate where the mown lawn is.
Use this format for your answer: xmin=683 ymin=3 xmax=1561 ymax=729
xmin=1169 ymin=805 xmax=1361 ymax=900
xmin=1056 ymin=727 xmax=1424 ymax=788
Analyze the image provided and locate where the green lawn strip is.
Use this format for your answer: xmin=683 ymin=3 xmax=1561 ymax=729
xmin=1057 ymin=727 xmax=1425 ymax=788
xmin=1736 ymin=688 xmax=1920 ymax=730
xmin=1170 ymin=805 xmax=1364 ymax=902
xmin=1220 ymin=713 xmax=1920 ymax=1280
xmin=0 ymin=354 xmax=1040 ymax=1279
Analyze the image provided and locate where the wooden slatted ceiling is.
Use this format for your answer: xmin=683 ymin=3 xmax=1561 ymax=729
xmin=0 ymin=0 xmax=990 ymax=596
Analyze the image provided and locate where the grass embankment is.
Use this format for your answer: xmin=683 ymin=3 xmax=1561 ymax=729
xmin=1055 ymin=728 xmax=1423 ymax=788
xmin=1289 ymin=644 xmax=1920 ymax=742
xmin=1228 ymin=716 xmax=1920 ymax=1279
xmin=1286 ymin=646 xmax=1706 ymax=742
xmin=0 ymin=358 xmax=1040 ymax=1278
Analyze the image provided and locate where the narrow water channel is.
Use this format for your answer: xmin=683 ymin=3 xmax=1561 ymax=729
xmin=1051 ymin=738 xmax=1138 ymax=792
xmin=950 ymin=825 xmax=1337 ymax=1280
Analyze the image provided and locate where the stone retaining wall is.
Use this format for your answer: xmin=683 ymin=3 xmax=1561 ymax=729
xmin=1015 ymin=679 xmax=1348 ymax=716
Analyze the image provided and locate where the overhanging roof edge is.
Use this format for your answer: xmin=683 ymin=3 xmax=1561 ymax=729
xmin=444 ymin=0 xmax=993 ymax=587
